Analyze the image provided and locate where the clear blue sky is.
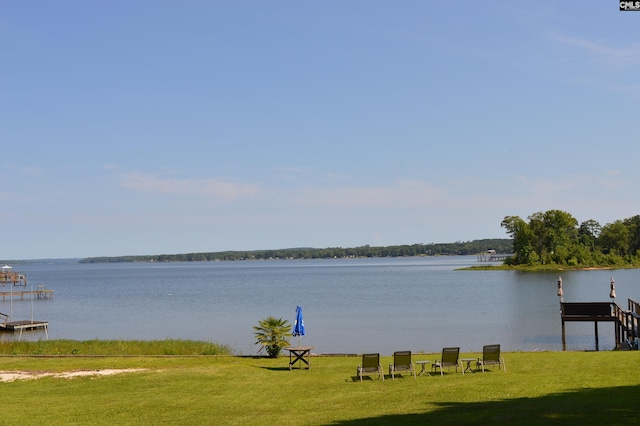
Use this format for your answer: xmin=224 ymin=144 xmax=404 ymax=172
xmin=2 ymin=1 xmax=639 ymax=259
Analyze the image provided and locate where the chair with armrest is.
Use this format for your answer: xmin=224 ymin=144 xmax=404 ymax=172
xmin=476 ymin=344 xmax=505 ymax=372
xmin=357 ymin=353 xmax=384 ymax=381
xmin=432 ymin=347 xmax=462 ymax=376
xmin=389 ymin=350 xmax=416 ymax=380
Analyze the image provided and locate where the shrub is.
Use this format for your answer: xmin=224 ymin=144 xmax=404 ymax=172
xmin=253 ymin=316 xmax=292 ymax=357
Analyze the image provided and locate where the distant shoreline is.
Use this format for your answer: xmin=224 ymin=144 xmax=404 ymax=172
xmin=76 ymin=239 xmax=513 ymax=264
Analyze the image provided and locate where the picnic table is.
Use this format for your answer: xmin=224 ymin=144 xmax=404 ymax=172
xmin=284 ymin=346 xmax=315 ymax=370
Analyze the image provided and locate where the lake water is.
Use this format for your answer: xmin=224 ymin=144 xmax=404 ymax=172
xmin=2 ymin=257 xmax=639 ymax=355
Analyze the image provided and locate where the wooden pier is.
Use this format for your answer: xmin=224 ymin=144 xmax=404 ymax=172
xmin=477 ymin=252 xmax=510 ymax=262
xmin=0 ymin=267 xmax=27 ymax=286
xmin=0 ymin=286 xmax=54 ymax=300
xmin=0 ymin=312 xmax=49 ymax=339
xmin=0 ymin=266 xmax=52 ymax=340
xmin=560 ymin=298 xmax=640 ymax=351
xmin=0 ymin=266 xmax=54 ymax=299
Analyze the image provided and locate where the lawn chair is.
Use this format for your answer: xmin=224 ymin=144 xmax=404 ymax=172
xmin=388 ymin=350 xmax=416 ymax=380
xmin=432 ymin=347 xmax=461 ymax=376
xmin=357 ymin=353 xmax=384 ymax=381
xmin=476 ymin=344 xmax=505 ymax=372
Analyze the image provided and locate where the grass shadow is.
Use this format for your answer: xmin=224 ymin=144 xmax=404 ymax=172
xmin=328 ymin=384 xmax=640 ymax=425
xmin=349 ymin=375 xmax=385 ymax=382
xmin=258 ymin=366 xmax=297 ymax=371
xmin=386 ymin=374 xmax=416 ymax=380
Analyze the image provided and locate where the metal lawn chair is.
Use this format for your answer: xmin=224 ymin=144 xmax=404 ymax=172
xmin=476 ymin=344 xmax=506 ymax=372
xmin=389 ymin=350 xmax=416 ymax=380
xmin=357 ymin=353 xmax=384 ymax=381
xmin=432 ymin=347 xmax=462 ymax=376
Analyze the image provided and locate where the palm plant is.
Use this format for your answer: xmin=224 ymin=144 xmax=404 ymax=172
xmin=253 ymin=316 xmax=292 ymax=357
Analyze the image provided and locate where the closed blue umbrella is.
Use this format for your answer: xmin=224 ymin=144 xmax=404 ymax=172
xmin=293 ymin=305 xmax=305 ymax=346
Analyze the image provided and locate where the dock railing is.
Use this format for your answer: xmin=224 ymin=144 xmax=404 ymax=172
xmin=625 ymin=299 xmax=640 ymax=343
xmin=560 ymin=300 xmax=640 ymax=350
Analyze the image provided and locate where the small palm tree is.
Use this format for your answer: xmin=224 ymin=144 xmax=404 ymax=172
xmin=253 ymin=316 xmax=292 ymax=357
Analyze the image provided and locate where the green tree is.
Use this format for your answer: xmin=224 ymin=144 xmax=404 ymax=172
xmin=501 ymin=215 xmax=537 ymax=265
xmin=253 ymin=316 xmax=292 ymax=357
xmin=578 ymin=219 xmax=602 ymax=252
xmin=623 ymin=215 xmax=640 ymax=256
xmin=599 ymin=221 xmax=630 ymax=256
xmin=500 ymin=210 xmax=640 ymax=267
xmin=527 ymin=212 xmax=547 ymax=261
xmin=542 ymin=210 xmax=578 ymax=264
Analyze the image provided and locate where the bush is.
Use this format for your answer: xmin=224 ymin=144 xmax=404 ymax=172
xmin=253 ymin=316 xmax=292 ymax=357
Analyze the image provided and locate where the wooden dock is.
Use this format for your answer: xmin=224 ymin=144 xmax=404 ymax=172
xmin=477 ymin=253 xmax=509 ymax=262
xmin=560 ymin=298 xmax=640 ymax=351
xmin=0 ymin=267 xmax=28 ymax=286
xmin=0 ymin=312 xmax=49 ymax=339
xmin=0 ymin=287 xmax=54 ymax=300
xmin=0 ymin=320 xmax=49 ymax=333
xmin=0 ymin=267 xmax=51 ymax=340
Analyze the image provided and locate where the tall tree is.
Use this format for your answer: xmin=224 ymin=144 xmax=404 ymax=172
xmin=542 ymin=210 xmax=578 ymax=263
xmin=501 ymin=216 xmax=538 ymax=265
xmin=527 ymin=212 xmax=547 ymax=262
xmin=578 ymin=219 xmax=602 ymax=251
xmin=623 ymin=215 xmax=640 ymax=256
xmin=599 ymin=220 xmax=630 ymax=256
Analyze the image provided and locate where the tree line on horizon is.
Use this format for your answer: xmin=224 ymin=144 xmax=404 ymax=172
xmin=501 ymin=210 xmax=640 ymax=267
xmin=78 ymin=239 xmax=513 ymax=263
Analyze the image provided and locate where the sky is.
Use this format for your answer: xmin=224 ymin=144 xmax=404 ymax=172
xmin=2 ymin=1 xmax=639 ymax=259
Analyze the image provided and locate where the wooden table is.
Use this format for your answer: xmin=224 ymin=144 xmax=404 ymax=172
xmin=284 ymin=346 xmax=315 ymax=370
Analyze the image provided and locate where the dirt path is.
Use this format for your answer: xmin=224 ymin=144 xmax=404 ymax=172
xmin=0 ymin=368 xmax=148 ymax=382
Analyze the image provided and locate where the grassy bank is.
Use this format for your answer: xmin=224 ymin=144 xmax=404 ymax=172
xmin=462 ymin=263 xmax=640 ymax=271
xmin=1 ymin=343 xmax=639 ymax=425
xmin=0 ymin=339 xmax=233 ymax=356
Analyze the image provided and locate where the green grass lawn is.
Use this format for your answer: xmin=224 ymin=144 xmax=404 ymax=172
xmin=1 ymin=345 xmax=639 ymax=425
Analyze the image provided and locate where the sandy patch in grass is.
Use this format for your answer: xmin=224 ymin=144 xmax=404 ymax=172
xmin=0 ymin=368 xmax=148 ymax=382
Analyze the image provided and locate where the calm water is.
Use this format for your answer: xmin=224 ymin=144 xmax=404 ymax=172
xmin=3 ymin=257 xmax=639 ymax=355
